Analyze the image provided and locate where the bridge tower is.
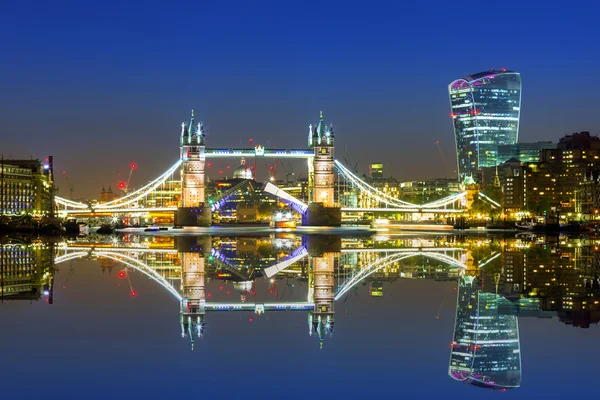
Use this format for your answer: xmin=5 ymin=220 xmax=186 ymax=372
xmin=305 ymin=111 xmax=341 ymax=226
xmin=308 ymin=252 xmax=335 ymax=348
xmin=176 ymin=110 xmax=212 ymax=226
xmin=180 ymin=251 xmax=206 ymax=350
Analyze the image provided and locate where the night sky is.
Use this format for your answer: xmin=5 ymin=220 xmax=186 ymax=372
xmin=2 ymin=1 xmax=599 ymax=198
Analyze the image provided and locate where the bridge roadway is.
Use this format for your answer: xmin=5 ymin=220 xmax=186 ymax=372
xmin=204 ymin=148 xmax=314 ymax=158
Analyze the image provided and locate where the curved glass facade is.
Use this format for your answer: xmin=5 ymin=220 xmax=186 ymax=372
xmin=449 ymin=70 xmax=522 ymax=181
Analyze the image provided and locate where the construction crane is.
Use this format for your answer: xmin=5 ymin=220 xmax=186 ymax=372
xmin=266 ymin=159 xmax=279 ymax=182
xmin=343 ymin=144 xmax=358 ymax=173
xmin=281 ymin=161 xmax=295 ymax=183
xmin=62 ymin=171 xmax=75 ymax=200
xmin=435 ymin=141 xmax=453 ymax=178
xmin=125 ymin=163 xmax=137 ymax=193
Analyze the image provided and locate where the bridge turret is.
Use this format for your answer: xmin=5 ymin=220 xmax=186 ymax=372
xmin=197 ymin=122 xmax=205 ymax=145
xmin=180 ymin=122 xmax=188 ymax=155
xmin=310 ymin=111 xmax=337 ymax=209
xmin=176 ymin=110 xmax=212 ymax=226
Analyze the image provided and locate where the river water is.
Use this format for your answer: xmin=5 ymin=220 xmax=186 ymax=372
xmin=0 ymin=232 xmax=598 ymax=398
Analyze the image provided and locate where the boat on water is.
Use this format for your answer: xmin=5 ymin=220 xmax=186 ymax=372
xmin=515 ymin=221 xmax=536 ymax=230
xmin=516 ymin=220 xmax=589 ymax=232
xmin=270 ymin=210 xmax=297 ymax=229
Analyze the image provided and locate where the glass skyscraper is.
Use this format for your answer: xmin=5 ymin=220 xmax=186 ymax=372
xmin=449 ymin=70 xmax=522 ymax=181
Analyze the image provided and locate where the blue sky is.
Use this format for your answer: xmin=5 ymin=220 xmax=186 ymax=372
xmin=1 ymin=0 xmax=599 ymax=197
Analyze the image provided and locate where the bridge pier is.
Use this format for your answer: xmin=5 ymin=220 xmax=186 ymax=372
xmin=175 ymin=206 xmax=211 ymax=227
xmin=302 ymin=204 xmax=341 ymax=226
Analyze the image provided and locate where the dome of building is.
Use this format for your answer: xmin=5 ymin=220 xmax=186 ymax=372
xmin=233 ymin=158 xmax=253 ymax=180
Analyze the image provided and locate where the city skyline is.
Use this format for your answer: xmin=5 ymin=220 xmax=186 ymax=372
xmin=2 ymin=2 xmax=599 ymax=198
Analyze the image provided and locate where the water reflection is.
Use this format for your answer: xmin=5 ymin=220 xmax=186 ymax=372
xmin=2 ymin=233 xmax=600 ymax=391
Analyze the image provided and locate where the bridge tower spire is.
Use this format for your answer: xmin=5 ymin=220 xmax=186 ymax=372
xmin=310 ymin=111 xmax=335 ymax=206
xmin=304 ymin=111 xmax=341 ymax=226
xmin=176 ymin=110 xmax=212 ymax=226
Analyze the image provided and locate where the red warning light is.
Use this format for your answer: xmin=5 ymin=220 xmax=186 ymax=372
xmin=219 ymin=170 xmax=223 ymax=174
xmin=226 ymin=165 xmax=230 ymax=169
xmin=130 ymin=291 xmax=137 ymax=297
xmin=118 ymin=182 xmax=125 ymax=189
xmin=207 ymin=292 xmax=212 ymax=298
xmin=249 ymin=138 xmax=253 ymax=143
xmin=207 ymin=162 xmax=211 ymax=168
xmin=118 ymin=271 xmax=126 ymax=278
xmin=226 ymin=291 xmax=230 ymax=295
xmin=130 ymin=163 xmax=137 ymax=169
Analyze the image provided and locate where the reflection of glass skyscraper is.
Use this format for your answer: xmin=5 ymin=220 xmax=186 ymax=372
xmin=449 ymin=276 xmax=521 ymax=390
xmin=449 ymin=70 xmax=522 ymax=181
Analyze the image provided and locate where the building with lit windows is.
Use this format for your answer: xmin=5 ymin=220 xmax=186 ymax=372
xmin=449 ymin=70 xmax=522 ymax=181
xmin=524 ymin=132 xmax=600 ymax=214
xmin=370 ymin=163 xmax=383 ymax=179
xmin=0 ymin=159 xmax=54 ymax=218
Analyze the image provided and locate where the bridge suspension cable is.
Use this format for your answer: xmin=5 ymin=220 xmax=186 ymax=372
xmin=334 ymin=160 xmax=417 ymax=207
xmin=334 ymin=159 xmax=466 ymax=210
xmin=55 ymin=159 xmax=182 ymax=211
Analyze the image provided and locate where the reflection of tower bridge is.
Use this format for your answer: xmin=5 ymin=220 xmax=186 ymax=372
xmin=55 ymin=111 xmax=467 ymax=225
xmin=54 ymin=241 xmax=469 ymax=347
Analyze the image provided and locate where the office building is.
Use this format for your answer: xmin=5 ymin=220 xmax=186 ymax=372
xmin=0 ymin=158 xmax=54 ymax=218
xmin=449 ymin=69 xmax=522 ymax=181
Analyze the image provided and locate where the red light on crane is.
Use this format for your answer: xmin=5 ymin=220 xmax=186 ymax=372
xmin=118 ymin=271 xmax=126 ymax=278
xmin=219 ymin=170 xmax=223 ymax=174
xmin=130 ymin=163 xmax=137 ymax=169
xmin=118 ymin=182 xmax=125 ymax=189
xmin=207 ymin=162 xmax=212 ymax=168
xmin=249 ymin=138 xmax=253 ymax=143
xmin=130 ymin=291 xmax=137 ymax=297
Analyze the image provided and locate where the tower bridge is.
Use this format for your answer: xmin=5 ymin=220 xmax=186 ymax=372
xmin=55 ymin=111 xmax=467 ymax=225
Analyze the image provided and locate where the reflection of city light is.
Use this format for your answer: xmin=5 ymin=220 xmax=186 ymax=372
xmin=43 ymin=290 xmax=49 ymax=296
